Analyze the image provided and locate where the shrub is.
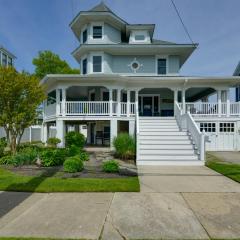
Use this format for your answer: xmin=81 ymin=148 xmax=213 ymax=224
xmin=63 ymin=156 xmax=84 ymax=173
xmin=79 ymin=151 xmax=89 ymax=161
xmin=102 ymin=160 xmax=119 ymax=173
xmin=40 ymin=148 xmax=67 ymax=167
xmin=0 ymin=137 xmax=7 ymax=158
xmin=65 ymin=131 xmax=85 ymax=148
xmin=47 ymin=137 xmax=61 ymax=147
xmin=17 ymin=142 xmax=43 ymax=153
xmin=11 ymin=148 xmax=38 ymax=166
xmin=68 ymin=145 xmax=81 ymax=157
xmin=0 ymin=155 xmax=13 ymax=165
xmin=113 ymin=133 xmax=136 ymax=159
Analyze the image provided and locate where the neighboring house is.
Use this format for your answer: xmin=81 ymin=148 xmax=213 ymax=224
xmin=41 ymin=2 xmax=240 ymax=165
xmin=233 ymin=62 xmax=240 ymax=101
xmin=0 ymin=45 xmax=16 ymax=67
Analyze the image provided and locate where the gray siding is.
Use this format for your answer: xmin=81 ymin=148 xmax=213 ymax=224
xmin=104 ymin=24 xmax=121 ymax=44
xmin=104 ymin=53 xmax=113 ymax=73
xmin=168 ymin=55 xmax=180 ymax=74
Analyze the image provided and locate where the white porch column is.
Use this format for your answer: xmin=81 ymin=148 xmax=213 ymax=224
xmin=109 ymin=88 xmax=113 ymax=116
xmin=42 ymin=123 xmax=48 ymax=144
xmin=129 ymin=120 xmax=135 ymax=136
xmin=217 ymin=90 xmax=222 ymax=117
xmin=182 ymin=89 xmax=186 ymax=114
xmin=110 ymin=119 xmax=117 ymax=150
xmin=56 ymin=89 xmax=61 ymax=116
xmin=226 ymin=89 xmax=230 ymax=117
xmin=56 ymin=119 xmax=65 ymax=147
xmin=174 ymin=89 xmax=178 ymax=116
xmin=61 ymin=87 xmax=67 ymax=116
xmin=135 ymin=90 xmax=139 ymax=115
xmin=117 ymin=88 xmax=121 ymax=116
xmin=127 ymin=90 xmax=131 ymax=117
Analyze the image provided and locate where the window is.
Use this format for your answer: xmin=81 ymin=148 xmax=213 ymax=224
xmin=157 ymin=58 xmax=167 ymax=74
xmin=219 ymin=122 xmax=234 ymax=132
xmin=135 ymin=35 xmax=145 ymax=41
xmin=92 ymin=56 xmax=102 ymax=73
xmin=200 ymin=123 xmax=216 ymax=132
xmin=8 ymin=57 xmax=12 ymax=66
xmin=102 ymin=91 xmax=109 ymax=101
xmin=82 ymin=29 xmax=87 ymax=43
xmin=2 ymin=53 xmax=7 ymax=66
xmin=93 ymin=26 xmax=102 ymax=39
xmin=82 ymin=58 xmax=87 ymax=75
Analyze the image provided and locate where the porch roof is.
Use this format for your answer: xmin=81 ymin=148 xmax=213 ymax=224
xmin=41 ymin=74 xmax=240 ymax=91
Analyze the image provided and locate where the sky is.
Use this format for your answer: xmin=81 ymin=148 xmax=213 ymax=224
xmin=0 ymin=0 xmax=240 ymax=77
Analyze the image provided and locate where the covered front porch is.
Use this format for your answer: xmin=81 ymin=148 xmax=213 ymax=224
xmin=44 ymin=85 xmax=240 ymax=119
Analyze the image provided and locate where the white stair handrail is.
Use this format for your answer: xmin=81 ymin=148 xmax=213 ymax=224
xmin=135 ymin=101 xmax=140 ymax=161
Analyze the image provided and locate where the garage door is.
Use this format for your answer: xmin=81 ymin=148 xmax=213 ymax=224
xmin=199 ymin=122 xmax=236 ymax=151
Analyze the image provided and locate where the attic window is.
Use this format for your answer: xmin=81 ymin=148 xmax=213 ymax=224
xmin=93 ymin=26 xmax=102 ymax=39
xmin=135 ymin=35 xmax=145 ymax=41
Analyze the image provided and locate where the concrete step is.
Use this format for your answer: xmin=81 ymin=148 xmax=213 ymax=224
xmin=139 ymin=149 xmax=196 ymax=155
xmin=139 ymin=135 xmax=190 ymax=140
xmin=139 ymin=144 xmax=194 ymax=150
xmin=139 ymin=117 xmax=175 ymax=120
xmin=139 ymin=155 xmax=199 ymax=161
xmin=140 ymin=125 xmax=179 ymax=129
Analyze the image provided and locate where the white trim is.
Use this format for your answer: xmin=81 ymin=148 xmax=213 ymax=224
xmin=90 ymin=22 xmax=104 ymax=42
xmin=91 ymin=52 xmax=104 ymax=74
xmin=129 ymin=30 xmax=151 ymax=44
xmin=155 ymin=55 xmax=169 ymax=75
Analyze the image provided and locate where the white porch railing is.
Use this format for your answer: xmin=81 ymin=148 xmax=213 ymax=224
xmin=179 ymin=102 xmax=240 ymax=117
xmin=57 ymin=101 xmax=136 ymax=116
xmin=175 ymin=102 xmax=206 ymax=161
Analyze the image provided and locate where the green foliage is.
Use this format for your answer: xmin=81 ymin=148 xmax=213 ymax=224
xmin=113 ymin=133 xmax=136 ymax=159
xmin=0 ymin=137 xmax=7 ymax=158
xmin=7 ymin=147 xmax=39 ymax=166
xmin=40 ymin=148 xmax=67 ymax=167
xmin=32 ymin=50 xmax=80 ymax=79
xmin=67 ymin=145 xmax=81 ymax=157
xmin=102 ymin=160 xmax=119 ymax=173
xmin=65 ymin=131 xmax=85 ymax=148
xmin=79 ymin=151 xmax=89 ymax=161
xmin=0 ymin=155 xmax=13 ymax=165
xmin=63 ymin=156 xmax=84 ymax=173
xmin=0 ymin=66 xmax=46 ymax=154
xmin=47 ymin=137 xmax=61 ymax=147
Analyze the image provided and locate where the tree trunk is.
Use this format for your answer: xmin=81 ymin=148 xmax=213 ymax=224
xmin=10 ymin=133 xmax=17 ymax=155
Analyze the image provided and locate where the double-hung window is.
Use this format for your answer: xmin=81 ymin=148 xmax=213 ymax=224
xmin=82 ymin=29 xmax=87 ymax=43
xmin=93 ymin=26 xmax=102 ymax=39
xmin=157 ymin=58 xmax=167 ymax=75
xmin=92 ymin=56 xmax=102 ymax=73
xmin=8 ymin=57 xmax=12 ymax=66
xmin=82 ymin=58 xmax=87 ymax=75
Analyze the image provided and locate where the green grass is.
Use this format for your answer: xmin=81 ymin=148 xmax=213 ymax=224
xmin=0 ymin=168 xmax=140 ymax=192
xmin=206 ymin=153 xmax=240 ymax=183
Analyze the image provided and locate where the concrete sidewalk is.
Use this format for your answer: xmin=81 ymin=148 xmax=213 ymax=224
xmin=209 ymin=151 xmax=240 ymax=164
xmin=0 ymin=166 xmax=240 ymax=240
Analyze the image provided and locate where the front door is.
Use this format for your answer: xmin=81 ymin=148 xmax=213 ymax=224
xmin=139 ymin=95 xmax=160 ymax=116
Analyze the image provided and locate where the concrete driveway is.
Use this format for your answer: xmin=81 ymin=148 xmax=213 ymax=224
xmin=0 ymin=166 xmax=240 ymax=240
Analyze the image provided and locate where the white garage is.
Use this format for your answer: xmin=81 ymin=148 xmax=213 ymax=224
xmin=196 ymin=121 xmax=240 ymax=151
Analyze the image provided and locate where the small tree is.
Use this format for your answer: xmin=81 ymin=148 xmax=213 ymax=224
xmin=32 ymin=50 xmax=80 ymax=79
xmin=0 ymin=67 xmax=46 ymax=154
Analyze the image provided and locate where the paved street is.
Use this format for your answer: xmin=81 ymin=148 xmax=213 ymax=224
xmin=0 ymin=166 xmax=240 ymax=239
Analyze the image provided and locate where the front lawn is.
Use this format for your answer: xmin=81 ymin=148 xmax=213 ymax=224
xmin=0 ymin=167 xmax=140 ymax=192
xmin=206 ymin=153 xmax=240 ymax=183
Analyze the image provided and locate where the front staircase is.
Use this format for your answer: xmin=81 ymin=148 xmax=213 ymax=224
xmin=137 ymin=117 xmax=203 ymax=165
